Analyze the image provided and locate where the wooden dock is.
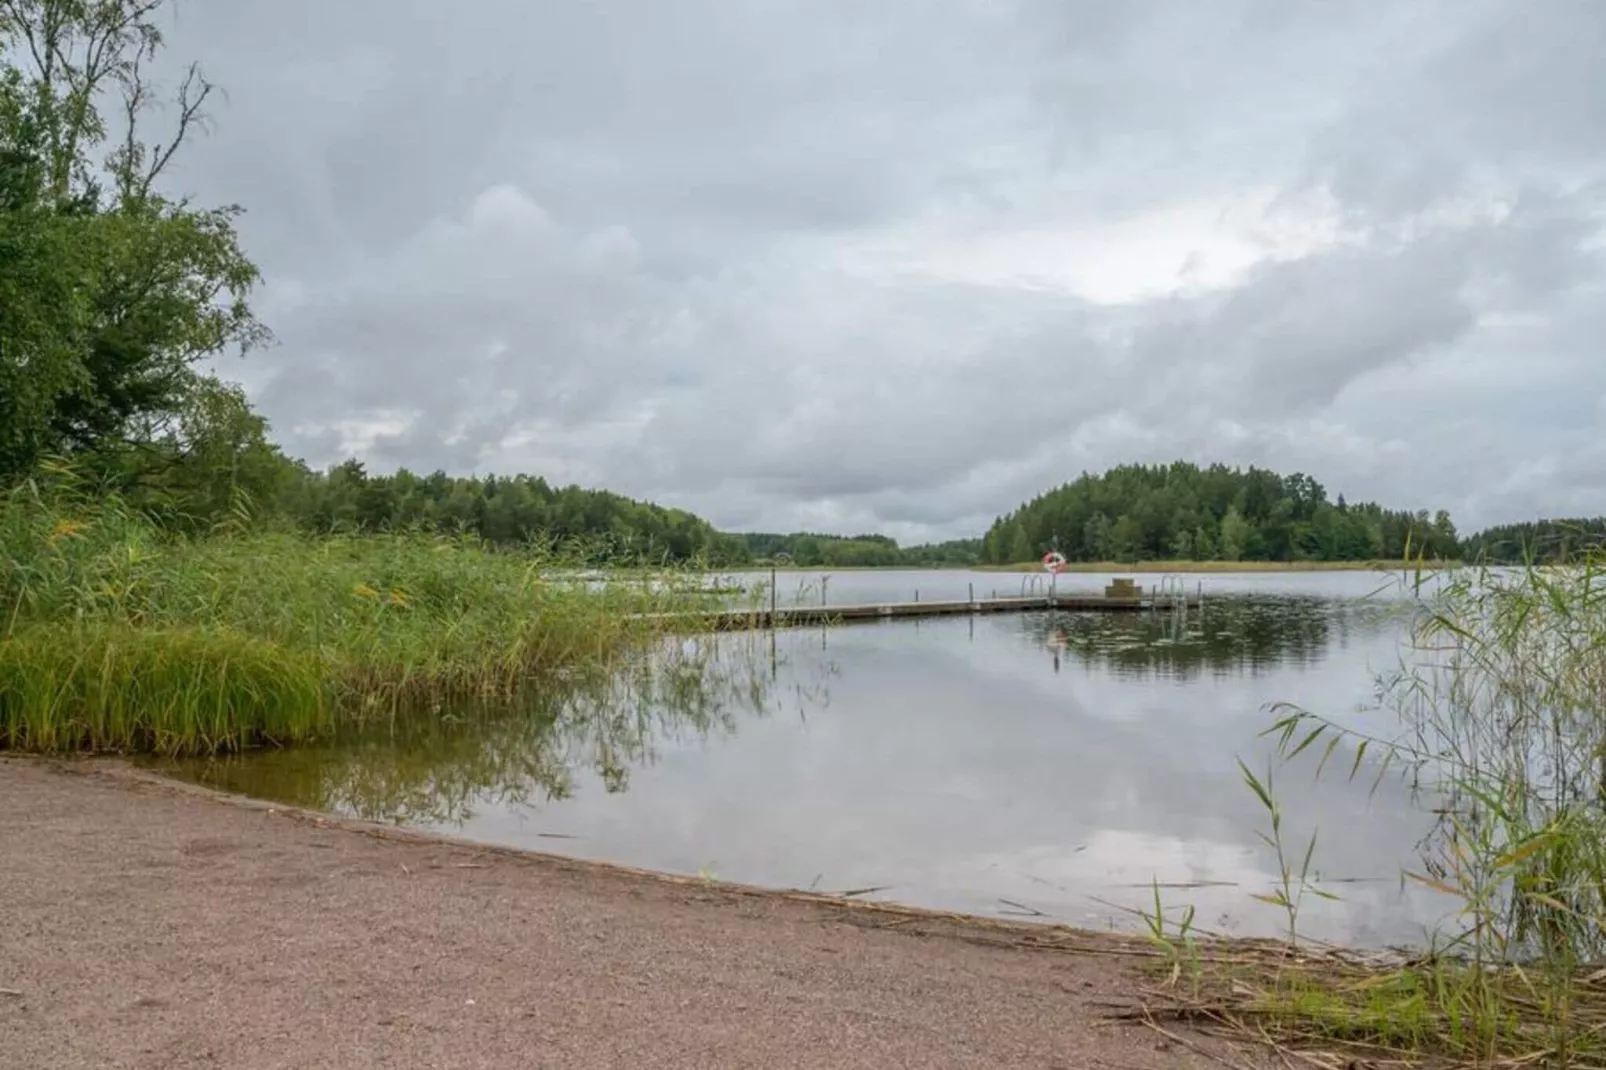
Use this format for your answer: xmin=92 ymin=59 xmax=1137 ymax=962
xmin=639 ymin=592 xmax=1201 ymax=632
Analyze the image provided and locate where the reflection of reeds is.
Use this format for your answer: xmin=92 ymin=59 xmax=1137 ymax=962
xmin=0 ymin=474 xmax=720 ymax=755
xmin=161 ymin=629 xmax=831 ymax=827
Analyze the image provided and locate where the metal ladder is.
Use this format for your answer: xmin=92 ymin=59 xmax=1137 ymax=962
xmin=1150 ymin=573 xmax=1189 ymax=621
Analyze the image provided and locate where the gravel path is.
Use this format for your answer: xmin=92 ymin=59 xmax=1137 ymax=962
xmin=0 ymin=758 xmax=1265 ymax=1069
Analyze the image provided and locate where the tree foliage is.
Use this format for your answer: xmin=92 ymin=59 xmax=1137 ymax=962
xmin=1459 ymin=518 xmax=1606 ymax=565
xmin=0 ymin=0 xmax=266 ymax=482
xmin=269 ymin=462 xmax=750 ymax=565
xmin=734 ymin=532 xmax=981 ymax=568
xmin=981 ymin=462 xmax=1461 ymax=564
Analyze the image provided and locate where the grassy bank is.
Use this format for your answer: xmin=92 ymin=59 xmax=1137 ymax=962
xmin=1141 ymin=556 xmax=1606 ymax=1067
xmin=0 ymin=481 xmax=707 ymax=756
xmin=976 ymin=558 xmax=1460 ymax=574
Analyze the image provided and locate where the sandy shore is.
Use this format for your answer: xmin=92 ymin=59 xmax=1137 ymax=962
xmin=0 ymin=758 xmax=1265 ymax=1069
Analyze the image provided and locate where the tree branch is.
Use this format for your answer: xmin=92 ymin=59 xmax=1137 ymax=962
xmin=138 ymin=62 xmax=210 ymax=197
xmin=0 ymin=0 xmax=53 ymax=82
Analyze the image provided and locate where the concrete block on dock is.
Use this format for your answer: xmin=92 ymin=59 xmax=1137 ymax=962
xmin=1104 ymin=576 xmax=1142 ymax=600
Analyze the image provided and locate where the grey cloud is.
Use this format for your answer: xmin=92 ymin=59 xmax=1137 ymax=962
xmin=1303 ymin=1 xmax=1606 ymax=215
xmin=159 ymin=0 xmax=1606 ymax=540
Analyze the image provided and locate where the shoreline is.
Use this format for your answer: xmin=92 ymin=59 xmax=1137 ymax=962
xmin=94 ymin=759 xmax=1154 ymax=950
xmin=15 ymin=758 xmax=1391 ymax=960
xmin=1 ymin=755 xmax=1270 ymax=1069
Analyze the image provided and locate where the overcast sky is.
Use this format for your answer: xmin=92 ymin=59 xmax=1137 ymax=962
xmin=155 ymin=0 xmax=1606 ymax=542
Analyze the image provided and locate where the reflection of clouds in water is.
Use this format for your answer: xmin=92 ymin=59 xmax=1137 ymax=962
xmin=950 ymin=830 xmax=1456 ymax=946
xmin=942 ymin=832 xmax=1262 ymax=928
xmin=161 ymin=581 xmax=1457 ymax=950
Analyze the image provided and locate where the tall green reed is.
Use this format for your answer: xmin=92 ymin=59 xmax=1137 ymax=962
xmin=1179 ymin=551 xmax=1606 ymax=1065
xmin=1271 ymin=554 xmax=1606 ymax=969
xmin=1 ymin=471 xmax=721 ymax=755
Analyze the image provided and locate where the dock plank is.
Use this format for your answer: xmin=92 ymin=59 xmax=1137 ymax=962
xmin=636 ymin=593 xmax=1200 ymax=631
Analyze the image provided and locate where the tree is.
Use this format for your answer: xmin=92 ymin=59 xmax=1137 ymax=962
xmin=1109 ymin=516 xmax=1143 ymax=562
xmin=118 ymin=375 xmax=295 ymax=531
xmin=1083 ymin=513 xmax=1112 ymax=560
xmin=1219 ymin=506 xmax=1250 ymax=562
xmin=0 ymin=0 xmax=267 ymax=483
xmin=1430 ymin=509 xmax=1459 ymax=560
xmin=0 ymin=70 xmax=96 ymax=477
xmin=1004 ymin=522 xmax=1032 ymax=565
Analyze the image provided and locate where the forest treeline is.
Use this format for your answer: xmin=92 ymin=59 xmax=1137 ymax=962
xmin=274 ymin=466 xmax=984 ymax=566
xmin=1459 ymin=519 xmax=1606 ymax=564
xmin=980 ymin=463 xmax=1462 ymax=564
xmin=65 ymin=414 xmax=1598 ymax=568
xmin=734 ymin=532 xmax=983 ymax=568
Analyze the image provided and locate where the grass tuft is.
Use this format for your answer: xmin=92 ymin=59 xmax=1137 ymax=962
xmin=0 ymin=625 xmax=328 ymax=755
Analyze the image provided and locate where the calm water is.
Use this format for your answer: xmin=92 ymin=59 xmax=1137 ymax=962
xmin=160 ymin=568 xmax=1461 ymax=949
xmin=728 ymin=566 xmax=1416 ymax=606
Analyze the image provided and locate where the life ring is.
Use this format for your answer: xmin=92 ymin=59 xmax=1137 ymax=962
xmin=1042 ymin=551 xmax=1067 ymax=573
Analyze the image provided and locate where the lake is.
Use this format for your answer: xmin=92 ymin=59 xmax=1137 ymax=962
xmin=159 ymin=567 xmax=1460 ymax=949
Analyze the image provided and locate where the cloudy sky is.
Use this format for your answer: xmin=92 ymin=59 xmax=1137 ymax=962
xmin=156 ymin=0 xmax=1606 ymax=542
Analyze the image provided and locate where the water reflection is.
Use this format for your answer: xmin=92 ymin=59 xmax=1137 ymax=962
xmin=160 ymin=633 xmax=831 ymax=827
xmin=158 ymin=589 xmax=1448 ymax=948
xmin=1027 ymin=595 xmax=1402 ymax=680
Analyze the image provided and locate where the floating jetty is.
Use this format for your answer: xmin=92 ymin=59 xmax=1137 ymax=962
xmin=640 ymin=580 xmax=1202 ymax=632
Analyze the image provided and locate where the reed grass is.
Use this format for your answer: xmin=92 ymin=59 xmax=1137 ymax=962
xmin=0 ymin=471 xmax=714 ymax=756
xmin=0 ymin=624 xmax=329 ymax=754
xmin=1139 ymin=551 xmax=1606 ymax=1067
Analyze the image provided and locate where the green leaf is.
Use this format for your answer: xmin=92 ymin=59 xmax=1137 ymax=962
xmin=1286 ymin=724 xmax=1326 ymax=762
xmin=1238 ymin=756 xmax=1274 ymax=811
xmin=1349 ymin=738 xmax=1369 ymax=781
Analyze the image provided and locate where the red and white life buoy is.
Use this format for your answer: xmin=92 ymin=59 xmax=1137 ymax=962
xmin=1042 ymin=551 xmax=1067 ymax=573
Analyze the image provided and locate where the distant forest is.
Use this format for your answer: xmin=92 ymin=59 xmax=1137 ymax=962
xmin=979 ymin=463 xmax=1460 ymax=565
xmin=270 ymin=459 xmax=1473 ymax=567
xmin=280 ymin=463 xmax=983 ymax=566
xmin=181 ymin=450 xmax=978 ymax=566
xmin=1459 ymin=519 xmax=1606 ymax=564
xmin=735 ymin=532 xmax=983 ymax=568
xmin=273 ymin=463 xmax=983 ymax=566
xmin=116 ymin=423 xmax=1592 ymax=567
xmin=281 ymin=460 xmax=742 ymax=563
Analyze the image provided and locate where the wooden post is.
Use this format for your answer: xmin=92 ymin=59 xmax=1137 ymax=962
xmin=968 ymin=582 xmax=974 ymax=605
xmin=770 ymin=564 xmax=777 ymax=626
xmin=822 ymin=576 xmax=829 ymax=606
xmin=915 ymin=589 xmax=920 ymax=603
